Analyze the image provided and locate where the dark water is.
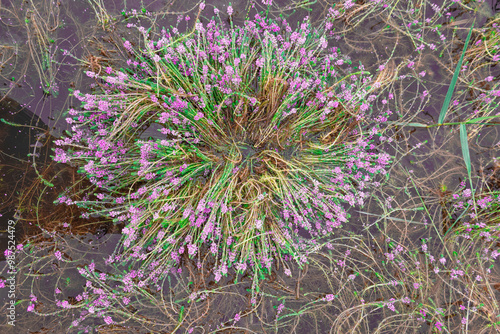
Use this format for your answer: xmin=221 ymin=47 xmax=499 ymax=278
xmin=0 ymin=0 xmax=499 ymax=333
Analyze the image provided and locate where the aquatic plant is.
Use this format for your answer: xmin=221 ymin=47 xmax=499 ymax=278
xmin=53 ymin=5 xmax=390 ymax=291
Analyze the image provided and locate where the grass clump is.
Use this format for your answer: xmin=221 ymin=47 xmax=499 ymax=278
xmin=53 ymin=5 xmax=391 ymax=297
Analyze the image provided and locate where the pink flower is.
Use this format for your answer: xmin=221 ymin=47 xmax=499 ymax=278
xmin=86 ymin=71 xmax=96 ymax=78
xmin=194 ymin=112 xmax=204 ymax=121
xmin=210 ymin=243 xmax=217 ymax=254
xmin=187 ymin=244 xmax=198 ymax=256
xmin=234 ymin=313 xmax=240 ymax=322
xmin=255 ymin=219 xmax=263 ymax=229
xmin=435 ymin=322 xmax=443 ymax=331
xmin=324 ymin=294 xmax=335 ymax=302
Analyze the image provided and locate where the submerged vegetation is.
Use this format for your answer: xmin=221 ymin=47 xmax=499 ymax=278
xmin=0 ymin=0 xmax=499 ymax=333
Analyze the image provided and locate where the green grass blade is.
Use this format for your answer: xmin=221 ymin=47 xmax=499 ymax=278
xmin=459 ymin=122 xmax=477 ymax=218
xmin=460 ymin=123 xmax=471 ymax=178
xmin=437 ymin=22 xmax=475 ymax=124
xmin=405 ymin=122 xmax=429 ymax=127
xmin=465 ymin=115 xmax=500 ymax=124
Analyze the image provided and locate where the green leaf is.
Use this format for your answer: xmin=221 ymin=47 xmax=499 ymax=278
xmin=1 ymin=118 xmax=23 ymax=127
xmin=464 ymin=115 xmax=500 ymax=124
xmin=460 ymin=123 xmax=471 ymax=179
xmin=406 ymin=122 xmax=428 ymax=127
xmin=179 ymin=305 xmax=184 ymax=321
xmin=438 ymin=22 xmax=475 ymax=124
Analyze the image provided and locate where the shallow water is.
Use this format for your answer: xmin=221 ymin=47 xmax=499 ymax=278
xmin=1 ymin=0 xmax=500 ymax=333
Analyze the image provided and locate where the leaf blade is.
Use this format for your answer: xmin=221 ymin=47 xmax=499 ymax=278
xmin=437 ymin=22 xmax=475 ymax=124
xmin=460 ymin=123 xmax=471 ymax=178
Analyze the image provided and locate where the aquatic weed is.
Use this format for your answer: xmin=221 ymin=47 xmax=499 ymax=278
xmin=53 ymin=4 xmax=391 ymax=296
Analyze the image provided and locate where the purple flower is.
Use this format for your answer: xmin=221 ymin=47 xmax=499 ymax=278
xmin=187 ymin=244 xmax=198 ymax=256
xmin=324 ymin=294 xmax=335 ymax=302
xmin=194 ymin=112 xmax=204 ymax=121
xmin=435 ymin=322 xmax=443 ymax=331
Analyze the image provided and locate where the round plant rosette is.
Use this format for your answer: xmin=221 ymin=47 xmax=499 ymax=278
xmin=54 ymin=12 xmax=391 ymax=283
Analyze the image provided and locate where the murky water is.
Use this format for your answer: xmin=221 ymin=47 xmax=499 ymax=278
xmin=1 ymin=0 xmax=499 ymax=333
